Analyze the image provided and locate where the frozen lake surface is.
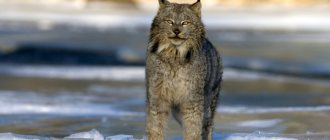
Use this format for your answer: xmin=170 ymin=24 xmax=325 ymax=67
xmin=1 ymin=129 xmax=329 ymax=140
xmin=0 ymin=65 xmax=329 ymax=139
xmin=0 ymin=3 xmax=330 ymax=139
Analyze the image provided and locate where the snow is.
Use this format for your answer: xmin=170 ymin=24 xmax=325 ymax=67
xmin=218 ymin=105 xmax=330 ymax=114
xmin=1 ymin=8 xmax=330 ymax=31
xmin=224 ymin=135 xmax=297 ymax=140
xmin=0 ymin=90 xmax=144 ymax=117
xmin=1 ymin=65 xmax=330 ymax=87
xmin=64 ymin=129 xmax=104 ymax=140
xmin=235 ymin=119 xmax=282 ymax=128
xmin=0 ymin=129 xmax=329 ymax=140
xmin=0 ymin=133 xmax=49 ymax=140
xmin=0 ymin=65 xmax=145 ymax=81
xmin=106 ymin=134 xmax=135 ymax=140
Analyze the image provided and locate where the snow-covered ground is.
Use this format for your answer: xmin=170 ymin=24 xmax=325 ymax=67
xmin=0 ymin=65 xmax=329 ymax=85
xmin=1 ymin=129 xmax=329 ymax=140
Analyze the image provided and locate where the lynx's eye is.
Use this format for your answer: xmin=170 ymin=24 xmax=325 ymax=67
xmin=181 ymin=21 xmax=190 ymax=26
xmin=165 ymin=20 xmax=174 ymax=25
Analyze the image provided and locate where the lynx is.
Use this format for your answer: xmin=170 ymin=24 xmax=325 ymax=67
xmin=145 ymin=0 xmax=223 ymax=140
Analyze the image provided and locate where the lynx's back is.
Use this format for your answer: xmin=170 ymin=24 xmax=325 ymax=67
xmin=145 ymin=0 xmax=222 ymax=140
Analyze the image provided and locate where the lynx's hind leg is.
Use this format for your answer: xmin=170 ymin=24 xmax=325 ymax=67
xmin=206 ymin=88 xmax=221 ymax=140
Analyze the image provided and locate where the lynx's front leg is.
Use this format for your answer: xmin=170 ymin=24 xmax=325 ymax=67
xmin=146 ymin=92 xmax=170 ymax=140
xmin=181 ymin=98 xmax=204 ymax=140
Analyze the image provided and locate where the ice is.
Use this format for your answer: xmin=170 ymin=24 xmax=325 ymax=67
xmin=0 ymin=65 xmax=145 ymax=81
xmin=224 ymin=135 xmax=297 ymax=140
xmin=218 ymin=105 xmax=330 ymax=114
xmin=1 ymin=7 xmax=330 ymax=31
xmin=0 ymin=90 xmax=144 ymax=117
xmin=106 ymin=134 xmax=134 ymax=140
xmin=0 ymin=131 xmax=329 ymax=140
xmin=235 ymin=119 xmax=282 ymax=128
xmin=2 ymin=65 xmax=330 ymax=87
xmin=0 ymin=133 xmax=49 ymax=140
xmin=171 ymin=132 xmax=330 ymax=140
xmin=64 ymin=129 xmax=104 ymax=140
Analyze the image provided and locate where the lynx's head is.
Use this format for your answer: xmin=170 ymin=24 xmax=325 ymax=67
xmin=150 ymin=0 xmax=205 ymax=46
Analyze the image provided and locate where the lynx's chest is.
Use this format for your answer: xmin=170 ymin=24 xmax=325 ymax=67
xmin=155 ymin=43 xmax=192 ymax=65
xmin=146 ymin=41 xmax=207 ymax=103
xmin=160 ymin=66 xmax=195 ymax=103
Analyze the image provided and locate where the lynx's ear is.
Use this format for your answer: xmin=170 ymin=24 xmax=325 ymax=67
xmin=159 ymin=0 xmax=170 ymax=7
xmin=191 ymin=0 xmax=201 ymax=17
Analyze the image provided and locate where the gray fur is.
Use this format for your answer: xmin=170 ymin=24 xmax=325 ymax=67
xmin=145 ymin=1 xmax=222 ymax=140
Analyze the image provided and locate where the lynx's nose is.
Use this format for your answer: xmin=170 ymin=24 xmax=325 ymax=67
xmin=173 ymin=29 xmax=181 ymax=35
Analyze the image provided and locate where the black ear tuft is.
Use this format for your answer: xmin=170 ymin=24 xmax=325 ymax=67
xmin=159 ymin=0 xmax=170 ymax=7
xmin=191 ymin=0 xmax=201 ymax=17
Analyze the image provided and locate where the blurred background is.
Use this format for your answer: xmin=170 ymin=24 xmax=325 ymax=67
xmin=0 ymin=0 xmax=330 ymax=139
